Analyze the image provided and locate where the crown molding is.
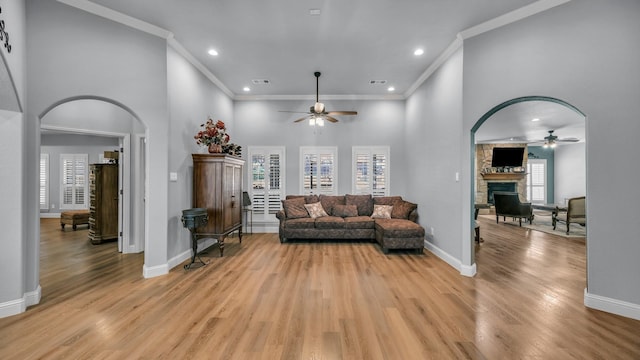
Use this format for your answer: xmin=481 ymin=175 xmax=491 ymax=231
xmin=166 ymin=36 xmax=234 ymax=99
xmin=405 ymin=0 xmax=572 ymax=98
xmin=458 ymin=0 xmax=571 ymax=40
xmin=57 ymin=0 xmax=172 ymax=39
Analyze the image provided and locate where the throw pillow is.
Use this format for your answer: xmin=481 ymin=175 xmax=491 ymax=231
xmin=371 ymin=204 xmax=393 ymax=219
xmin=345 ymin=194 xmax=374 ymax=216
xmin=332 ymin=204 xmax=359 ymax=217
xmin=282 ymin=197 xmax=309 ymax=219
xmin=304 ymin=202 xmax=329 ymax=219
xmin=391 ymin=200 xmax=417 ymax=219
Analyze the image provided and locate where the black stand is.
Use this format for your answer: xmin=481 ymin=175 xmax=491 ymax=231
xmin=184 ymin=231 xmax=208 ymax=270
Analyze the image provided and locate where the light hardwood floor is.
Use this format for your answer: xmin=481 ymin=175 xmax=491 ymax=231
xmin=1 ymin=217 xmax=639 ymax=359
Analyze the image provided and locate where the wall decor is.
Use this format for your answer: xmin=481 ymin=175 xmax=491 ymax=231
xmin=0 ymin=6 xmax=12 ymax=53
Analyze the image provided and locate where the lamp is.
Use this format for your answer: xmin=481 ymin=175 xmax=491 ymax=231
xmin=543 ymin=139 xmax=557 ymax=148
xmin=308 ymin=115 xmax=324 ymax=127
xmin=314 ymin=102 xmax=325 ymax=113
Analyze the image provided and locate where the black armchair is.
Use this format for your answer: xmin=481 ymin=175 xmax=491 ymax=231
xmin=493 ymin=191 xmax=533 ymax=226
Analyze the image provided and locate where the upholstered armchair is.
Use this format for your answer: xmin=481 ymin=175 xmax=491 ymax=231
xmin=493 ymin=192 xmax=533 ymax=226
xmin=553 ymin=196 xmax=586 ymax=234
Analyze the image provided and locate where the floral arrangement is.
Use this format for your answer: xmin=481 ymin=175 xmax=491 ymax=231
xmin=194 ymin=118 xmax=230 ymax=147
xmin=194 ymin=118 xmax=242 ymax=156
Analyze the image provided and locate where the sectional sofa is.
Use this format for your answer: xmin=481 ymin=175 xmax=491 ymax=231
xmin=275 ymin=194 xmax=425 ymax=253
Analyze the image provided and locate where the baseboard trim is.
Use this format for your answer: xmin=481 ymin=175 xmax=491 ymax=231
xmin=424 ymin=239 xmax=476 ymax=277
xmin=584 ymin=288 xmax=640 ymax=321
xmin=0 ymin=285 xmax=41 ymax=319
xmin=40 ymin=213 xmax=61 ymax=218
xmin=143 ymin=263 xmax=169 ymax=278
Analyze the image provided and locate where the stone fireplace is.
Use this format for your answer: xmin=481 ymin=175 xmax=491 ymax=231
xmin=475 ymin=143 xmax=528 ymax=204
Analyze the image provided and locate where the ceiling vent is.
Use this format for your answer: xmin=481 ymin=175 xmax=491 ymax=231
xmin=251 ymin=79 xmax=270 ymax=85
xmin=369 ymin=80 xmax=387 ymax=85
xmin=309 ymin=9 xmax=321 ymax=16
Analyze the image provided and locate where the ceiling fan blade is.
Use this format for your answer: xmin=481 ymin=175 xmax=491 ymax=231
xmin=293 ymin=116 xmax=309 ymax=123
xmin=279 ymin=110 xmax=310 ymax=114
xmin=325 ymin=115 xmax=339 ymax=123
xmin=558 ymin=138 xmax=580 ymax=142
xmin=326 ymin=111 xmax=358 ymax=116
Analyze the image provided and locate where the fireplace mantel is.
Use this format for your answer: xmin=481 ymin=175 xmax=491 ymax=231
xmin=481 ymin=173 xmax=526 ymax=180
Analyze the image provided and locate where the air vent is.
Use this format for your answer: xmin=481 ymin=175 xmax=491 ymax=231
xmin=251 ymin=79 xmax=271 ymax=85
xmin=309 ymin=9 xmax=321 ymax=16
xmin=369 ymin=80 xmax=387 ymax=85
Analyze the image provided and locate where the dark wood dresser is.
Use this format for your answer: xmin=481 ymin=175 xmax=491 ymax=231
xmin=88 ymin=163 xmax=119 ymax=244
xmin=192 ymin=154 xmax=244 ymax=256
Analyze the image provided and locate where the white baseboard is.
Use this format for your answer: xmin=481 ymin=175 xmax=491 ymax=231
xmin=40 ymin=213 xmax=61 ymax=218
xmin=143 ymin=263 xmax=169 ymax=278
xmin=584 ymin=288 xmax=640 ymax=321
xmin=424 ymin=239 xmax=476 ymax=277
xmin=167 ymin=238 xmax=219 ymax=271
xmin=0 ymin=285 xmax=41 ymax=319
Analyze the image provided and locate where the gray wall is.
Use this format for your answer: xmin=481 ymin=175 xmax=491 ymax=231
xmin=0 ymin=0 xmax=27 ymax=313
xmin=234 ymin=99 xmax=407 ymax=198
xmin=405 ymin=47 xmax=464 ymax=266
xmin=26 ymin=0 xmax=170 ymax=276
xmin=554 ymin=143 xmax=586 ymax=204
xmin=462 ymin=0 xmax=640 ymax=307
xmin=166 ymin=46 xmax=234 ymax=259
xmin=41 ymin=134 xmax=120 ymax=213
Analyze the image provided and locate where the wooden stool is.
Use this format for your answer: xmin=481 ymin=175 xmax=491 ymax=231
xmin=60 ymin=210 xmax=90 ymax=230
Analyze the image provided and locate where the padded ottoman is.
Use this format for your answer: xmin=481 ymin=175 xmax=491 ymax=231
xmin=60 ymin=210 xmax=90 ymax=230
xmin=375 ymin=219 xmax=425 ymax=254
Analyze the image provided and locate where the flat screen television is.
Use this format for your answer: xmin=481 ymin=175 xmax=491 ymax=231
xmin=491 ymin=147 xmax=524 ymax=167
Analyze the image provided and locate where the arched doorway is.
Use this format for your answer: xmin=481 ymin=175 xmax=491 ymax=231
xmin=470 ymin=96 xmax=586 ymax=260
xmin=39 ymin=96 xmax=147 ymax=255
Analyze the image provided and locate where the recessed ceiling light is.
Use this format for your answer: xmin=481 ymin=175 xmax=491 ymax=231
xmin=208 ymin=49 xmax=219 ymax=56
xmin=243 ymin=86 xmax=250 ymax=92
xmin=414 ymin=48 xmax=424 ymax=56
xmin=387 ymin=86 xmax=395 ymax=92
xmin=532 ymin=118 xmax=540 ymax=122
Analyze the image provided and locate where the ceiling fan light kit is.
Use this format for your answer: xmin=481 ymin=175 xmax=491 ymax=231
xmin=279 ymin=71 xmax=358 ymax=127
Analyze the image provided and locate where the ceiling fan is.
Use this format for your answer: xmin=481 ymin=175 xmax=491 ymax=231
xmin=279 ymin=72 xmax=358 ymax=125
xmin=538 ymin=130 xmax=580 ymax=148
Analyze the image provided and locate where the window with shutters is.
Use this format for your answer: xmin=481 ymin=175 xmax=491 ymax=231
xmin=60 ymin=154 xmax=88 ymax=210
xmin=352 ymin=146 xmax=390 ymax=196
xmin=526 ymin=159 xmax=546 ymax=204
xmin=300 ymin=146 xmax=337 ymax=195
xmin=40 ymin=154 xmax=49 ymax=210
xmin=248 ymin=146 xmax=285 ymax=222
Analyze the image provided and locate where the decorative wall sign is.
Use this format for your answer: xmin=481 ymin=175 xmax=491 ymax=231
xmin=0 ymin=6 xmax=12 ymax=53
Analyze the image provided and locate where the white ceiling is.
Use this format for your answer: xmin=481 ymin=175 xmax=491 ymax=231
xmin=61 ymin=0 xmax=584 ymax=142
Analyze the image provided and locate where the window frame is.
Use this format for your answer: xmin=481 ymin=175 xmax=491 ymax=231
xmin=40 ymin=153 xmax=49 ymax=210
xmin=299 ymin=146 xmax=338 ymax=196
xmin=247 ymin=146 xmax=286 ymax=221
xmin=59 ymin=153 xmax=89 ymax=210
xmin=526 ymin=158 xmax=547 ymax=204
xmin=351 ymin=146 xmax=390 ymax=197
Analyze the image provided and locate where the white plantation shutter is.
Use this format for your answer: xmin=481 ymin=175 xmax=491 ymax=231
xmin=301 ymin=146 xmax=337 ymax=195
xmin=248 ymin=147 xmax=285 ymax=221
xmin=526 ymin=159 xmax=546 ymax=203
xmin=40 ymin=154 xmax=49 ymax=210
xmin=60 ymin=154 xmax=88 ymax=210
xmin=352 ymin=146 xmax=390 ymax=196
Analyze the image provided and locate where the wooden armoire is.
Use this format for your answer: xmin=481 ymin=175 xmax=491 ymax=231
xmin=192 ymin=154 xmax=244 ymax=256
xmin=89 ymin=163 xmax=119 ymax=244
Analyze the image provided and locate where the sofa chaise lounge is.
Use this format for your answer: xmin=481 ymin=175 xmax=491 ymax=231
xmin=276 ymin=194 xmax=425 ymax=253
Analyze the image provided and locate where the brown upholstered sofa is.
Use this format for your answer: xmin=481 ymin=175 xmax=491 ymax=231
xmin=276 ymin=194 xmax=425 ymax=253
